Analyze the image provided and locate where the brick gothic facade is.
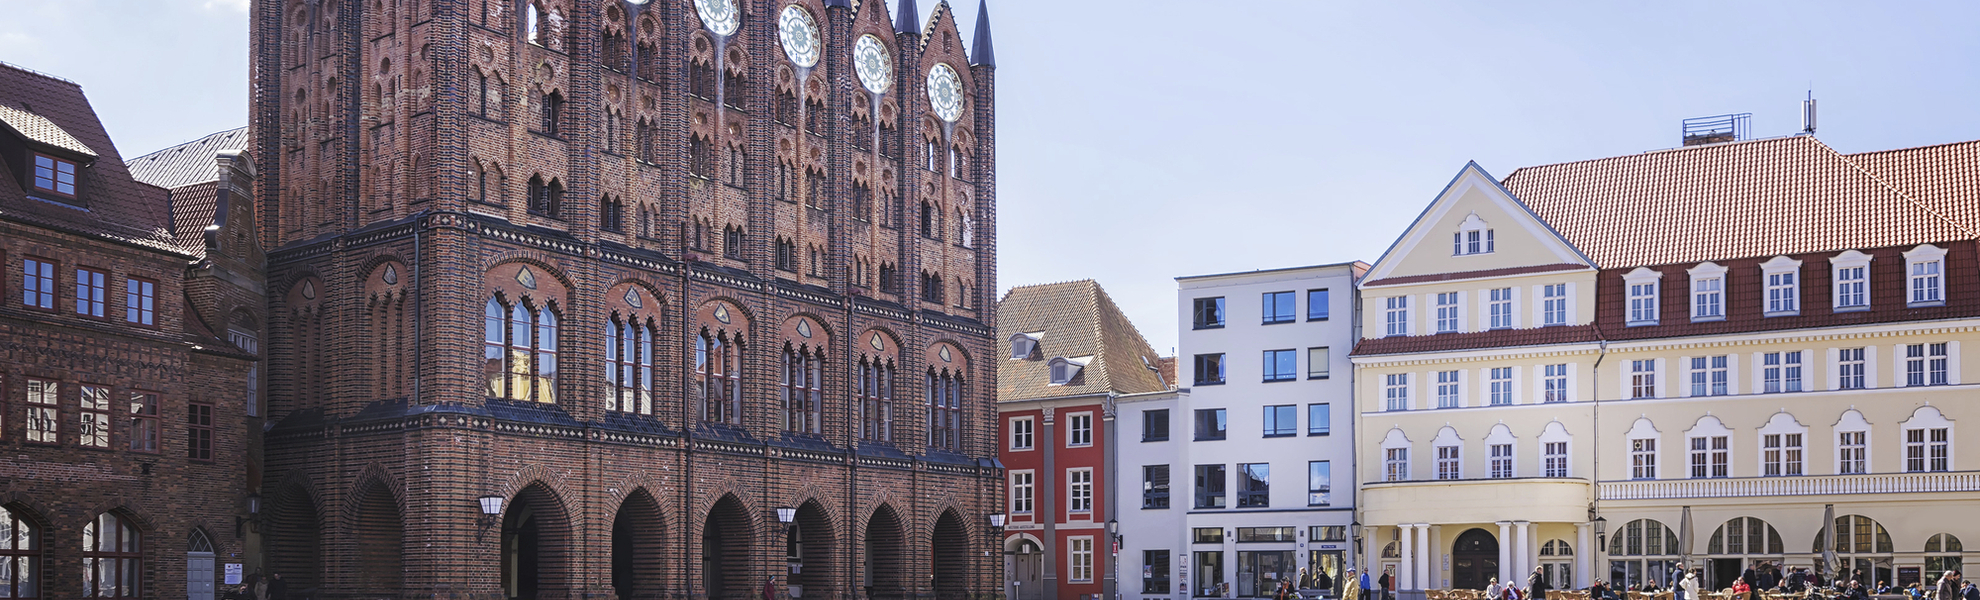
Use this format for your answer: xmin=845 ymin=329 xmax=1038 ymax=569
xmin=248 ymin=0 xmax=1001 ymax=598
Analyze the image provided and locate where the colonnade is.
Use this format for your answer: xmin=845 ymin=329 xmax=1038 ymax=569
xmin=1377 ymin=521 xmax=1595 ymax=591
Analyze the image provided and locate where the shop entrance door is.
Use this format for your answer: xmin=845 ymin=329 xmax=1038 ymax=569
xmin=1452 ymin=528 xmax=1500 ymax=591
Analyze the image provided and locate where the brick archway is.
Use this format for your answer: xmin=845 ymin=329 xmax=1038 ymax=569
xmin=932 ymin=509 xmax=969 ymax=599
xmin=865 ymin=503 xmax=907 ymax=600
xmin=349 ymin=478 xmax=403 ymax=596
xmin=788 ymin=500 xmax=836 ymax=599
xmin=264 ymin=484 xmax=321 ymax=592
xmin=501 ymin=483 xmax=573 ymax=600
xmin=611 ymin=488 xmax=668 ymax=600
xmin=702 ymin=493 xmax=753 ymax=600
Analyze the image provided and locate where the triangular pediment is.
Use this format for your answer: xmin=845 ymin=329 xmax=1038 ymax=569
xmin=1364 ymin=162 xmax=1593 ymax=285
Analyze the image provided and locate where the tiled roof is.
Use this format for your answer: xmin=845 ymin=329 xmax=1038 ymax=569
xmin=0 ymin=102 xmax=96 ymax=157
xmin=1501 ymin=135 xmax=1975 ymax=269
xmin=0 ymin=62 xmax=181 ymax=253
xmin=1351 ymin=324 xmax=1601 ymax=357
xmin=1845 ymin=140 xmax=1980 ymax=233
xmin=167 ymin=181 xmax=220 ymax=251
xmin=996 ymin=280 xmax=1170 ymax=403
xmin=128 ymin=126 xmax=248 ymax=190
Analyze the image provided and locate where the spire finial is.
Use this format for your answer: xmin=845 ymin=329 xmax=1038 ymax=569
xmin=970 ymin=0 xmax=995 ymax=67
xmin=895 ymin=0 xmax=921 ymax=34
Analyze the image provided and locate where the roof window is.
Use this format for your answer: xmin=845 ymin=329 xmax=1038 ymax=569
xmin=1048 ymin=356 xmax=1092 ymax=385
xmin=33 ymin=153 xmax=77 ymax=197
xmin=1009 ymin=331 xmax=1042 ymax=360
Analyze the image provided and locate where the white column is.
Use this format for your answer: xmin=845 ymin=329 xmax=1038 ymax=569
xmin=1416 ymin=524 xmax=1432 ymax=590
xmin=1497 ymin=521 xmax=1513 ymax=586
xmin=1576 ymin=522 xmax=1594 ymax=589
xmin=1400 ymin=524 xmax=1416 ymax=591
xmin=1431 ymin=525 xmax=1445 ymax=589
xmin=1515 ymin=521 xmax=1533 ymax=584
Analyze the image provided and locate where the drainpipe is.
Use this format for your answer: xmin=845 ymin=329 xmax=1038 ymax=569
xmin=1104 ymin=393 xmax=1119 ymax=600
xmin=1590 ymin=340 xmax=1608 ymax=560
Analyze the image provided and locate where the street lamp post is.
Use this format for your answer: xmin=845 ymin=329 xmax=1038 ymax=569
xmin=477 ymin=494 xmax=505 ymax=540
xmin=1106 ymin=519 xmax=1121 ymax=600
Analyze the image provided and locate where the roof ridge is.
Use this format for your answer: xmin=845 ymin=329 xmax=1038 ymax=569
xmin=0 ymin=60 xmax=80 ymax=87
xmin=1505 ymin=135 xmax=1811 ymax=180
xmin=918 ymin=0 xmax=950 ymax=53
xmin=1819 ymin=136 xmax=1980 ymax=238
xmin=1843 ymin=138 xmax=1980 ymax=158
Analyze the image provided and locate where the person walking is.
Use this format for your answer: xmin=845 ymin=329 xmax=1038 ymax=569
xmin=1344 ymin=568 xmax=1363 ymax=600
xmin=1959 ymin=575 xmax=1979 ymax=600
xmin=1381 ymin=568 xmax=1395 ymax=600
xmin=1672 ymin=564 xmax=1691 ymax=600
xmin=1530 ymin=566 xmax=1552 ymax=600
xmin=1938 ymin=572 xmax=1961 ymax=600
xmin=1316 ymin=567 xmax=1334 ymax=594
xmin=267 ymin=573 xmax=288 ymax=600
xmin=1680 ymin=569 xmax=1700 ymax=600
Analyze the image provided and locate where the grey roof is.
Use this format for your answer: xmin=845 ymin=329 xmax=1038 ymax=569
xmin=970 ymin=0 xmax=994 ymax=67
xmin=128 ymin=126 xmax=249 ymax=190
xmin=0 ymin=101 xmax=97 ymax=157
xmin=895 ymin=0 xmax=920 ymax=34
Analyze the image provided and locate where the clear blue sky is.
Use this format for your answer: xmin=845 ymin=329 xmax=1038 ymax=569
xmin=7 ymin=0 xmax=1978 ymax=352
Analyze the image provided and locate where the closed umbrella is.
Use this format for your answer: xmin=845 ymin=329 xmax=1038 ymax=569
xmin=1679 ymin=506 xmax=1693 ymax=580
xmin=1821 ymin=504 xmax=1838 ymax=581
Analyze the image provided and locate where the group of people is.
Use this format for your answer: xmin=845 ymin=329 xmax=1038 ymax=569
xmin=1268 ymin=563 xmax=1980 ymax=600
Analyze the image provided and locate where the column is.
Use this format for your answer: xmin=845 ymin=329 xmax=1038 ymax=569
xmin=1497 ymin=521 xmax=1513 ymax=586
xmin=1515 ymin=521 xmax=1533 ymax=585
xmin=1415 ymin=524 xmax=1432 ymax=591
xmin=1576 ymin=522 xmax=1594 ymax=589
xmin=1430 ymin=525 xmax=1444 ymax=589
xmin=1400 ymin=524 xmax=1416 ymax=591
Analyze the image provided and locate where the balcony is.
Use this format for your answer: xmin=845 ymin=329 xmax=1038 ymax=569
xmin=1599 ymin=471 xmax=1980 ymax=501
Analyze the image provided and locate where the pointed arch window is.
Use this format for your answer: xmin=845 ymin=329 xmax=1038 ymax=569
xmin=783 ymin=345 xmax=823 ymax=434
xmin=776 ymin=89 xmax=800 ymax=125
xmin=600 ymin=195 xmax=625 ymax=232
xmin=484 ymin=297 xmax=558 ymax=403
xmin=689 ymin=136 xmax=714 ymax=178
xmin=526 ymin=176 xmax=562 ymax=218
xmin=805 ymin=170 xmax=823 ymax=209
xmin=82 ymin=512 xmax=140 ymax=599
xmin=605 ymin=313 xmax=656 ymax=415
xmin=727 ymin=144 xmax=743 ymax=186
xmin=858 ymin=356 xmax=896 ymax=442
xmin=1 ymin=507 xmax=37 ymax=600
xmin=690 ymin=58 xmax=716 ymax=99
xmin=723 ymin=66 xmax=747 ymax=110
xmin=695 ymin=330 xmax=743 ymax=424
xmin=926 ymin=368 xmax=963 ymax=450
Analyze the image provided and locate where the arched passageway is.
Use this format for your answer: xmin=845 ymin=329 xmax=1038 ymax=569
xmin=351 ymin=479 xmax=404 ymax=597
xmin=1451 ymin=528 xmax=1499 ymax=590
xmin=264 ymin=485 xmax=322 ymax=593
xmin=787 ymin=500 xmax=835 ymax=599
xmin=612 ymin=489 xmax=668 ymax=600
xmin=931 ymin=510 xmax=969 ymax=600
xmin=702 ymin=494 xmax=754 ymax=600
xmin=501 ymin=483 xmax=573 ymax=600
xmin=865 ymin=504 xmax=907 ymax=600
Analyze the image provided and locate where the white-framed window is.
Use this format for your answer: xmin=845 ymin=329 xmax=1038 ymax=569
xmin=1689 ymin=436 xmax=1729 ymax=479
xmin=1762 ymin=351 xmax=1803 ymax=393
xmin=1631 ymin=360 xmax=1657 ymax=399
xmin=1436 ymin=370 xmax=1460 ymax=408
xmin=1435 ymin=292 xmax=1459 ymax=334
xmin=1490 ymin=444 xmax=1513 ymax=478
xmin=1454 ymin=215 xmax=1495 ymax=255
xmin=1385 ymin=447 xmax=1409 ymax=481
xmin=1436 ymin=445 xmax=1461 ymax=480
xmin=1067 ymin=412 xmax=1093 ymax=447
xmin=1068 ymin=537 xmax=1095 ymax=583
xmin=1762 ymin=433 xmax=1803 ymax=477
xmin=1544 ymin=441 xmax=1569 ymax=477
xmin=1690 ymin=262 xmax=1727 ymax=321
xmin=1761 ymin=256 xmax=1802 ymax=316
xmin=1838 ymin=348 xmax=1866 ymax=390
xmin=1905 ymin=428 xmax=1950 ymax=473
xmin=1489 ymin=287 xmax=1514 ymax=329
xmin=1489 ymin=367 xmax=1513 ymax=406
xmin=1542 ymin=283 xmax=1568 ymax=326
xmin=1543 ymin=364 xmax=1569 ymax=403
xmin=1630 ymin=437 xmax=1657 ymax=480
xmin=1068 ymin=468 xmax=1093 ymax=513
xmin=1385 ymin=296 xmax=1409 ymax=337
xmin=1832 ymin=250 xmax=1872 ymax=311
xmin=1009 ymin=416 xmax=1034 ymax=451
xmin=1904 ymin=343 xmax=1949 ymax=387
xmin=1010 ymin=470 xmax=1035 ymax=514
xmin=1385 ymin=373 xmax=1409 ymax=411
xmin=1625 ymin=267 xmax=1662 ymax=326
xmin=1689 ymin=355 xmax=1729 ymax=397
xmin=1838 ymin=431 xmax=1867 ymax=475
xmin=1905 ymin=244 xmax=1948 ymax=306
xmin=1009 ymin=333 xmax=1039 ymax=359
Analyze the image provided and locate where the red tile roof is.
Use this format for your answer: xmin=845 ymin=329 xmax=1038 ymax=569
xmin=1846 ymin=140 xmax=1980 ymax=233
xmin=996 ymin=280 xmax=1171 ymax=402
xmin=0 ymin=62 xmax=181 ymax=254
xmin=1501 ymin=135 xmax=1974 ymax=269
xmin=1352 ymin=324 xmax=1601 ymax=357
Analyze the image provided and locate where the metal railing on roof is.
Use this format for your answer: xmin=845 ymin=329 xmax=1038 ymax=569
xmin=1681 ymin=113 xmax=1751 ymax=146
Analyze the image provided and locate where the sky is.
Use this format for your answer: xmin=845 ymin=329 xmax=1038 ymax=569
xmin=5 ymin=0 xmax=1978 ymax=353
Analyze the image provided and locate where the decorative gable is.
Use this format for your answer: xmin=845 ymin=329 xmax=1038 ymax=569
xmin=1365 ymin=162 xmax=1592 ymax=284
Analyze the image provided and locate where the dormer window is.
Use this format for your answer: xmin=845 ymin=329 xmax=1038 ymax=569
xmin=1452 ymin=214 xmax=1494 ymax=256
xmin=1624 ymin=267 xmax=1662 ymax=326
xmin=1688 ymin=262 xmax=1727 ymax=322
xmin=1760 ymin=256 xmax=1802 ymax=317
xmin=1048 ymin=356 xmax=1091 ymax=385
xmin=1905 ymin=244 xmax=1948 ymax=307
xmin=33 ymin=153 xmax=77 ymax=197
xmin=1831 ymin=250 xmax=1872 ymax=312
xmin=1009 ymin=332 xmax=1042 ymax=360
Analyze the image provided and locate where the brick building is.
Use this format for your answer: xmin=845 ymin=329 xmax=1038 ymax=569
xmin=248 ymin=0 xmax=1002 ymax=598
xmin=0 ymin=63 xmax=264 ymax=600
xmin=996 ymin=280 xmax=1175 ymax=600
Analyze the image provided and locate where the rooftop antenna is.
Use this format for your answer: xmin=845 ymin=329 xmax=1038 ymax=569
xmin=1802 ymin=89 xmax=1818 ymax=135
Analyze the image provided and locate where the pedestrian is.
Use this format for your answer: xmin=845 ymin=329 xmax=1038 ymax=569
xmin=761 ymin=577 xmax=777 ymax=600
xmin=1788 ymin=568 xmax=1808 ymax=593
xmin=1381 ymin=568 xmax=1395 ymax=600
xmin=1530 ymin=566 xmax=1553 ymax=600
xmin=1316 ymin=567 xmax=1334 ymax=593
xmin=1362 ymin=568 xmax=1375 ymax=600
xmin=1489 ymin=577 xmax=1505 ymax=599
xmin=1960 ymin=576 xmax=1979 ymax=600
xmin=1673 ymin=564 xmax=1691 ymax=600
xmin=267 ymin=573 xmax=288 ymax=600
xmin=1344 ymin=568 xmax=1362 ymax=600
xmin=1680 ymin=569 xmax=1700 ymax=600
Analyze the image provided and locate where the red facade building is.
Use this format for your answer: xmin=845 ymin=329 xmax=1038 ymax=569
xmin=997 ymin=280 xmax=1174 ymax=600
